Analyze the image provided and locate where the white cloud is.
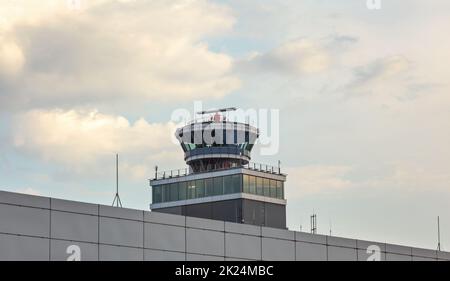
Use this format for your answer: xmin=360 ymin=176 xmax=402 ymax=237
xmin=238 ymin=38 xmax=332 ymax=75
xmin=285 ymin=165 xmax=355 ymax=199
xmin=19 ymin=187 xmax=42 ymax=196
xmin=0 ymin=0 xmax=240 ymax=109
xmin=12 ymin=108 xmax=182 ymax=179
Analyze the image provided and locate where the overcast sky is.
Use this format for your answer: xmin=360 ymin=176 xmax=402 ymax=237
xmin=1 ymin=0 xmax=450 ymax=250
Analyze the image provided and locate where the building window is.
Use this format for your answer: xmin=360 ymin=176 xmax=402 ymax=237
xmin=270 ymin=179 xmax=277 ymax=198
xmin=213 ymin=176 xmax=223 ymax=196
xmin=256 ymin=177 xmax=263 ymax=196
xmin=276 ymin=181 xmax=283 ymax=199
xmin=153 ymin=185 xmax=162 ymax=203
xmin=232 ymin=174 xmax=242 ymax=193
xmin=179 ymin=181 xmax=187 ymax=200
xmin=188 ymin=181 xmax=196 ymax=199
xmin=170 ymin=183 xmax=179 ymax=201
xmin=249 ymin=175 xmax=256 ymax=194
xmin=196 ymin=179 xmax=205 ymax=198
xmin=223 ymin=175 xmax=233 ymax=194
xmin=263 ymin=178 xmax=270 ymax=197
xmin=163 ymin=184 xmax=170 ymax=202
xmin=243 ymin=175 xmax=249 ymax=193
xmin=205 ymin=178 xmax=213 ymax=197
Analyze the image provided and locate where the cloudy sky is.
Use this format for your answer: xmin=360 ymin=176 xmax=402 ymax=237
xmin=1 ymin=0 xmax=450 ymax=250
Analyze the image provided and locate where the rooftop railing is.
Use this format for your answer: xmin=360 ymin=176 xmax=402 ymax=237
xmin=152 ymin=162 xmax=283 ymax=180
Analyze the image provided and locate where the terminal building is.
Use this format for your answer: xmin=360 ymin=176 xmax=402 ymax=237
xmin=0 ymin=108 xmax=449 ymax=261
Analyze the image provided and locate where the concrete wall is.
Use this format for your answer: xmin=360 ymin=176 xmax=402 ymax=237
xmin=1 ymin=190 xmax=449 ymax=261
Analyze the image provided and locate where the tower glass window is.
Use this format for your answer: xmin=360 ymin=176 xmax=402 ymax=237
xmin=213 ymin=176 xmax=223 ymax=196
xmin=188 ymin=181 xmax=196 ymax=199
xmin=170 ymin=183 xmax=178 ymax=201
xmin=249 ymin=175 xmax=256 ymax=194
xmin=179 ymin=181 xmax=187 ymax=200
xmin=276 ymin=181 xmax=283 ymax=199
xmin=205 ymin=178 xmax=213 ymax=197
xmin=196 ymin=179 xmax=205 ymax=198
xmin=231 ymin=174 xmax=242 ymax=193
xmin=243 ymin=175 xmax=250 ymax=194
xmin=263 ymin=178 xmax=270 ymax=197
xmin=223 ymin=175 xmax=233 ymax=194
xmin=256 ymin=177 xmax=263 ymax=196
xmin=153 ymin=185 xmax=162 ymax=203
xmin=270 ymin=179 xmax=277 ymax=198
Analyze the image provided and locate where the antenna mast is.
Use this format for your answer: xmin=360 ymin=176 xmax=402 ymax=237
xmin=112 ymin=154 xmax=123 ymax=207
xmin=437 ymin=216 xmax=441 ymax=251
xmin=310 ymin=213 xmax=317 ymax=234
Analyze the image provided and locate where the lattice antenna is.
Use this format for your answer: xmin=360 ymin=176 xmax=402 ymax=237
xmin=310 ymin=213 xmax=317 ymax=234
xmin=112 ymin=154 xmax=123 ymax=207
xmin=437 ymin=216 xmax=441 ymax=251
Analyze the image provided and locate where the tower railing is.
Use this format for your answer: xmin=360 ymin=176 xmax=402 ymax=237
xmin=152 ymin=161 xmax=283 ymax=180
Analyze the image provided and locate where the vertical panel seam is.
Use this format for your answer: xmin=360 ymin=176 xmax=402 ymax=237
xmin=49 ymin=198 xmax=52 ymax=261
xmin=97 ymin=204 xmax=100 ymax=261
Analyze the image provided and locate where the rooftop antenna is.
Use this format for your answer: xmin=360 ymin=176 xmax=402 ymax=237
xmin=437 ymin=216 xmax=441 ymax=251
xmin=197 ymin=107 xmax=237 ymax=115
xmin=112 ymin=154 xmax=122 ymax=208
xmin=299 ymin=215 xmax=302 ymax=232
xmin=329 ymin=219 xmax=332 ymax=236
xmin=310 ymin=213 xmax=317 ymax=234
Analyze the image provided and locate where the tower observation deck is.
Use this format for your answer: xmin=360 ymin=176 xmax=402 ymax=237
xmin=149 ymin=108 xmax=287 ymax=228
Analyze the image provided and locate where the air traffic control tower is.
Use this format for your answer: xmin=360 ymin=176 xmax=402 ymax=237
xmin=149 ymin=108 xmax=287 ymax=229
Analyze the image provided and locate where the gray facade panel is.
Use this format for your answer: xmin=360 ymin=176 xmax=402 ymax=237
xmin=51 ymin=198 xmax=98 ymax=216
xmin=51 ymin=210 xmax=98 ymax=243
xmin=327 ymin=246 xmax=357 ymax=261
xmin=295 ymin=232 xmax=327 ymax=244
xmin=437 ymin=251 xmax=450 ymax=260
xmin=386 ymin=253 xmax=412 ymax=261
xmin=0 ymin=190 xmax=50 ymax=209
xmin=262 ymin=238 xmax=295 ymax=261
xmin=99 ymin=205 xmax=143 ymax=221
xmin=412 ymin=256 xmax=436 ymax=261
xmin=50 ymin=240 xmax=98 ymax=261
xmin=225 ymin=233 xmax=261 ymax=260
xmin=99 ymin=217 xmax=143 ymax=248
xmin=225 ymin=221 xmax=260 ymax=236
xmin=411 ymin=247 xmax=437 ymax=259
xmin=262 ymin=226 xmax=294 ymax=240
xmin=145 ymin=223 xmax=185 ymax=252
xmin=357 ymin=239 xmax=386 ymax=252
xmin=386 ymin=243 xmax=412 ymax=255
xmin=226 ymin=257 xmax=254 ymax=261
xmin=186 ymin=216 xmax=225 ymax=231
xmin=0 ymin=204 xmax=50 ymax=237
xmin=186 ymin=228 xmax=225 ymax=256
xmin=144 ymin=211 xmax=185 ymax=226
xmin=0 ymin=233 xmax=49 ymax=261
xmin=99 ymin=244 xmax=143 ymax=261
xmin=327 ymin=236 xmax=357 ymax=248
xmin=295 ymin=241 xmax=327 ymax=261
xmin=145 ymin=249 xmax=185 ymax=261
xmin=187 ymin=254 xmax=225 ymax=261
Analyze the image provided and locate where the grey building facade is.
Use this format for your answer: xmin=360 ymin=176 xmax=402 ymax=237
xmin=1 ymin=190 xmax=449 ymax=261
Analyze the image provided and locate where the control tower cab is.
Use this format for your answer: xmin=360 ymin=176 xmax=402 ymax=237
xmin=150 ymin=108 xmax=287 ymax=229
xmin=176 ymin=107 xmax=259 ymax=173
